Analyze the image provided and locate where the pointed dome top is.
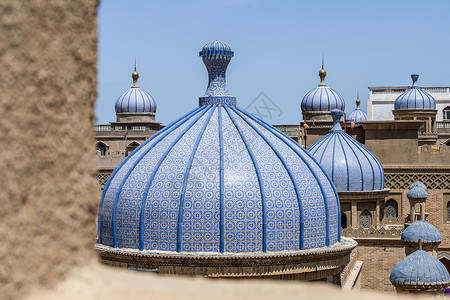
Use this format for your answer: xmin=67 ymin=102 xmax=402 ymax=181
xmin=301 ymin=58 xmax=345 ymax=113
xmin=114 ymin=65 xmax=157 ymax=114
xmin=394 ymin=74 xmax=436 ymax=110
xmin=347 ymin=92 xmax=367 ymax=123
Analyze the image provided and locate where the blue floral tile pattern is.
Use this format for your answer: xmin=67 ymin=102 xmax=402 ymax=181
xmin=308 ymin=109 xmax=384 ymax=192
xmin=98 ymin=40 xmax=341 ymax=253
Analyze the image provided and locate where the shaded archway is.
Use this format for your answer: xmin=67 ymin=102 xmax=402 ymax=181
xmin=385 ymin=199 xmax=398 ymax=218
xmin=95 ymin=141 xmax=108 ymax=156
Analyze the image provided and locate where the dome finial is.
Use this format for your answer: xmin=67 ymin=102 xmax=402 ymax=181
xmin=330 ymin=109 xmax=343 ymax=131
xmin=411 ymin=74 xmax=419 ymax=87
xmin=132 ymin=58 xmax=139 ymax=88
xmin=356 ymin=91 xmax=360 ymax=106
xmin=318 ymin=54 xmax=327 ymax=86
xmin=198 ymin=40 xmax=236 ymax=106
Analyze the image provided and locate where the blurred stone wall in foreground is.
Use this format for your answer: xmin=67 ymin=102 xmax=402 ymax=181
xmin=0 ymin=1 xmax=99 ymax=299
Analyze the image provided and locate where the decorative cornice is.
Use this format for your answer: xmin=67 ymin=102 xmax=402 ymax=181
xmin=95 ymin=237 xmax=357 ymax=261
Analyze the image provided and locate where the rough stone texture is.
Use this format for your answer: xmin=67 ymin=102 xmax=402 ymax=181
xmin=355 ymin=240 xmax=405 ymax=291
xmin=0 ymin=1 xmax=99 ymax=299
xmin=24 ymin=261 xmax=429 ymax=300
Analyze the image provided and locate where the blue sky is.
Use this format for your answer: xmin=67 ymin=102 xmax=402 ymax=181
xmin=96 ymin=0 xmax=450 ymax=125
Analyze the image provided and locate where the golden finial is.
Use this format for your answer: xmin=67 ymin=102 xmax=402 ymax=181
xmin=318 ymin=54 xmax=327 ymax=86
xmin=356 ymin=91 xmax=360 ymax=106
xmin=132 ymin=58 xmax=139 ymax=88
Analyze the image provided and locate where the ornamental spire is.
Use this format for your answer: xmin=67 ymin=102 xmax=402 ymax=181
xmin=330 ymin=109 xmax=343 ymax=132
xmin=411 ymin=74 xmax=419 ymax=87
xmin=198 ymin=40 xmax=236 ymax=106
xmin=132 ymin=58 xmax=139 ymax=88
xmin=356 ymin=91 xmax=360 ymax=107
xmin=318 ymin=54 xmax=327 ymax=87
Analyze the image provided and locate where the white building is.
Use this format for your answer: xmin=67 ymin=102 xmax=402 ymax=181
xmin=368 ymin=86 xmax=450 ymax=121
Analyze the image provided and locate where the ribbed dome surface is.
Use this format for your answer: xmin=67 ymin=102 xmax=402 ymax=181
xmin=410 ymin=181 xmax=427 ymax=190
xmin=401 ymin=220 xmax=442 ymax=243
xmin=308 ymin=110 xmax=384 ymax=191
xmin=98 ymin=41 xmax=340 ymax=254
xmin=199 ymin=40 xmax=233 ymax=56
xmin=347 ymin=100 xmax=367 ymax=123
xmin=301 ymin=86 xmax=345 ymax=112
xmin=407 ymin=186 xmax=428 ymax=199
xmin=394 ymin=74 xmax=436 ymax=110
xmin=390 ymin=250 xmax=450 ymax=288
xmin=115 ymin=88 xmax=157 ymax=114
xmin=301 ymin=63 xmax=345 ymax=113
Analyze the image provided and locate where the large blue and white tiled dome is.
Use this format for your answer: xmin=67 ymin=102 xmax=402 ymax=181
xmin=301 ymin=61 xmax=345 ymax=113
xmin=394 ymin=74 xmax=436 ymax=110
xmin=114 ymin=66 xmax=157 ymax=114
xmin=98 ymin=41 xmax=341 ymax=254
xmin=390 ymin=250 xmax=450 ymax=289
xmin=401 ymin=220 xmax=442 ymax=244
xmin=347 ymin=96 xmax=367 ymax=123
xmin=308 ymin=109 xmax=384 ymax=191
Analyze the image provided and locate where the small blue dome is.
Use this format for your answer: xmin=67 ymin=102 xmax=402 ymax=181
xmin=98 ymin=41 xmax=341 ymax=254
xmin=407 ymin=186 xmax=428 ymax=199
xmin=199 ymin=40 xmax=233 ymax=57
xmin=301 ymin=63 xmax=345 ymax=113
xmin=394 ymin=74 xmax=436 ymax=110
xmin=308 ymin=110 xmax=384 ymax=191
xmin=347 ymin=99 xmax=367 ymax=123
xmin=115 ymin=68 xmax=157 ymax=114
xmin=410 ymin=181 xmax=427 ymax=190
xmin=401 ymin=220 xmax=442 ymax=243
xmin=390 ymin=250 xmax=450 ymax=288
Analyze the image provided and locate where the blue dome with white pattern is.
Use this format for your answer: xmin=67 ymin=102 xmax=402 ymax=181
xmin=394 ymin=74 xmax=436 ymax=110
xmin=114 ymin=67 xmax=157 ymax=114
xmin=98 ymin=41 xmax=341 ymax=253
xmin=301 ymin=62 xmax=345 ymax=113
xmin=347 ymin=98 xmax=367 ymax=123
xmin=390 ymin=250 xmax=450 ymax=289
xmin=308 ymin=109 xmax=384 ymax=191
xmin=401 ymin=220 xmax=442 ymax=244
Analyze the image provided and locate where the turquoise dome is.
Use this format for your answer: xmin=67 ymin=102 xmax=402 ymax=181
xmin=401 ymin=220 xmax=442 ymax=244
xmin=390 ymin=250 xmax=450 ymax=289
xmin=308 ymin=109 xmax=384 ymax=191
xmin=98 ymin=41 xmax=341 ymax=253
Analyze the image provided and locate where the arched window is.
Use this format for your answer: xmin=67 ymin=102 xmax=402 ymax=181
xmin=385 ymin=199 xmax=398 ymax=218
xmin=126 ymin=141 xmax=140 ymax=156
xmin=341 ymin=213 xmax=347 ymax=229
xmin=447 ymin=202 xmax=450 ymax=223
xmin=360 ymin=210 xmax=372 ymax=229
xmin=443 ymin=106 xmax=450 ymax=120
xmin=96 ymin=142 xmax=108 ymax=156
